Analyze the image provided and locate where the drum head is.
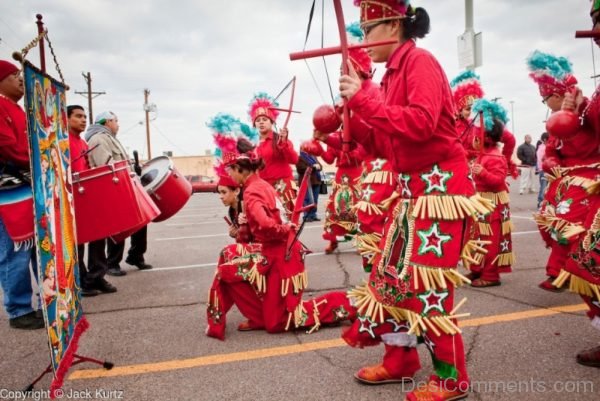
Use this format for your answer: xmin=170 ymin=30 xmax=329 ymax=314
xmin=140 ymin=156 xmax=171 ymax=191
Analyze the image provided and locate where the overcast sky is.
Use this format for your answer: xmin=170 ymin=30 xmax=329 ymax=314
xmin=0 ymin=1 xmax=596 ymax=159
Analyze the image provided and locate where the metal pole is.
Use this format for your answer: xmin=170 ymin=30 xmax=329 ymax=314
xmin=144 ymin=89 xmax=152 ymax=160
xmin=35 ymin=14 xmax=46 ymax=72
xmin=85 ymin=72 xmax=93 ymax=122
xmin=465 ymin=0 xmax=474 ymax=32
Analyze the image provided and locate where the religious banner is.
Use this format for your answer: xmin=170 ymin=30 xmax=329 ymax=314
xmin=23 ymin=61 xmax=88 ymax=395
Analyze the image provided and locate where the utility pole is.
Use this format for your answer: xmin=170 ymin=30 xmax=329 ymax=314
xmin=144 ymin=89 xmax=152 ymax=160
xmin=75 ymin=72 xmax=105 ymax=123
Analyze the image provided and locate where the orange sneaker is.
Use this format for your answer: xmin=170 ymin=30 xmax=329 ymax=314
xmin=405 ymin=380 xmax=468 ymax=401
xmin=325 ymin=241 xmax=338 ymax=254
xmin=354 ymin=364 xmax=413 ymax=385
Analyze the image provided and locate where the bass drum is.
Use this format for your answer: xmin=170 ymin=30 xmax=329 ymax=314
xmin=140 ymin=156 xmax=192 ymax=222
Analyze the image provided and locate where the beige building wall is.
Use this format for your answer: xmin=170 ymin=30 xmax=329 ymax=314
xmin=170 ymin=155 xmax=216 ymax=178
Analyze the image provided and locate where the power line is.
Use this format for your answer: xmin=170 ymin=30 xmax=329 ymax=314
xmin=150 ymin=122 xmax=190 ymax=156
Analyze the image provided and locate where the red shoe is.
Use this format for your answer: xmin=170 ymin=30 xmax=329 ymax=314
xmin=538 ymin=277 xmax=564 ymax=293
xmin=205 ymin=325 xmax=225 ymax=341
xmin=405 ymin=380 xmax=468 ymax=401
xmin=354 ymin=364 xmax=413 ymax=385
xmin=576 ymin=345 xmax=600 ymax=368
xmin=325 ymin=241 xmax=338 ymax=254
xmin=237 ymin=320 xmax=262 ymax=331
xmin=471 ymin=278 xmax=501 ymax=288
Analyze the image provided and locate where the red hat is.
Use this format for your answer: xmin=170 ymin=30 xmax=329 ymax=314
xmin=450 ymin=71 xmax=484 ymax=111
xmin=248 ymin=92 xmax=279 ymax=123
xmin=0 ymin=60 xmax=19 ymax=82
xmin=217 ymin=173 xmax=238 ymax=188
xmin=354 ymin=0 xmax=411 ymax=25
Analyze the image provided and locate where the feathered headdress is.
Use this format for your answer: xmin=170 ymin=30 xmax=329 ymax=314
xmin=526 ymin=50 xmax=577 ymax=97
xmin=472 ymin=98 xmax=509 ymax=132
xmin=346 ymin=22 xmax=373 ymax=77
xmin=354 ymin=0 xmax=412 ymax=25
xmin=207 ymin=113 xmax=257 ymax=187
xmin=248 ymin=92 xmax=279 ymax=123
xmin=450 ymin=70 xmax=484 ymax=111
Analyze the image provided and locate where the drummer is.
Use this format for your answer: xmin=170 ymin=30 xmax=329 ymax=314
xmin=85 ymin=111 xmax=153 ymax=278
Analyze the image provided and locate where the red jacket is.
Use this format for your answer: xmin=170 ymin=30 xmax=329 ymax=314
xmin=473 ymin=147 xmax=508 ymax=193
xmin=544 ymin=124 xmax=600 ymax=170
xmin=256 ymin=131 xmax=298 ymax=184
xmin=68 ymin=131 xmax=90 ymax=172
xmin=347 ymin=40 xmax=466 ymax=173
xmin=0 ymin=95 xmax=30 ymax=169
xmin=243 ymin=173 xmax=291 ymax=245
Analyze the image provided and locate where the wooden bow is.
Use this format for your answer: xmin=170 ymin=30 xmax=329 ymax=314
xmin=285 ymin=167 xmax=314 ymax=260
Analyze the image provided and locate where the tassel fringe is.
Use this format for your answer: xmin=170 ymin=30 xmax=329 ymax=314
xmin=493 ymin=252 xmax=515 ymax=267
xmin=461 ymin=239 xmax=490 ymax=269
xmin=347 ymin=284 xmax=469 ymax=336
xmin=553 ymin=270 xmax=600 ymax=302
xmin=363 ymin=170 xmax=395 ymax=185
xmin=412 ymin=194 xmax=494 ymax=221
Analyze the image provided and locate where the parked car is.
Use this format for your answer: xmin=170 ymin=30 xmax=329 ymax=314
xmin=186 ymin=175 xmax=217 ymax=193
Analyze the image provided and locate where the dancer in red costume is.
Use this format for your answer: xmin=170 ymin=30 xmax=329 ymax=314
xmin=337 ymin=2 xmax=493 ymax=400
xmin=450 ymin=70 xmax=518 ymax=179
xmin=526 ymin=50 xmax=595 ymax=292
xmin=549 ymin=1 xmax=600 ymax=367
xmin=205 ymin=120 xmax=355 ymax=340
xmin=248 ymin=93 xmax=298 ymax=218
xmin=466 ymin=99 xmax=514 ymax=287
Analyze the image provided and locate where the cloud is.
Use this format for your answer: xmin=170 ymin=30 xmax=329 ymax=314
xmin=1 ymin=0 xmax=597 ymax=158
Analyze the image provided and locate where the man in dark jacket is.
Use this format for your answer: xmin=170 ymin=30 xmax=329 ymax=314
xmin=296 ymin=151 xmax=323 ymax=222
xmin=517 ymin=134 xmax=537 ymax=195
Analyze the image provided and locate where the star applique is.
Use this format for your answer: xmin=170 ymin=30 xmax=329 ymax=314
xmin=385 ymin=318 xmax=410 ymax=333
xmin=362 ymin=185 xmax=376 ymax=202
xmin=400 ymin=173 xmax=412 ymax=198
xmin=501 ymin=207 xmax=510 ymax=221
xmin=500 ymin=239 xmax=510 ymax=253
xmin=357 ymin=316 xmax=378 ymax=338
xmin=417 ymin=289 xmax=449 ymax=315
xmin=417 ymin=222 xmax=452 ymax=257
xmin=476 ymin=212 xmax=487 ymax=221
xmin=370 ymin=158 xmax=386 ymax=171
xmin=421 ymin=164 xmax=453 ymax=194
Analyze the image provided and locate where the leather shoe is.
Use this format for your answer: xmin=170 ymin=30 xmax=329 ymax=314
xmin=126 ymin=258 xmax=153 ymax=270
xmin=93 ymin=278 xmax=117 ymax=293
xmin=107 ymin=267 xmax=127 ymax=276
xmin=576 ymin=345 xmax=600 ymax=368
xmin=9 ymin=311 xmax=45 ymax=330
xmin=81 ymin=286 xmax=102 ymax=297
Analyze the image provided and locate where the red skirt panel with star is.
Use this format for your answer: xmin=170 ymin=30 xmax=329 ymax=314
xmin=343 ymin=159 xmax=493 ymax=347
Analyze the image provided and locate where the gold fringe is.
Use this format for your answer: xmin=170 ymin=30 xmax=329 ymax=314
xmin=410 ymin=265 xmax=472 ymax=291
xmin=460 ymin=239 xmax=490 ymax=269
xmin=347 ymin=284 xmax=469 ymax=336
xmin=380 ymin=191 xmax=401 ymax=211
xmin=363 ymin=170 xmax=394 ymax=185
xmin=501 ymin=220 xmax=514 ymax=235
xmin=353 ymin=200 xmax=384 ymax=215
xmin=478 ymin=191 xmax=510 ymax=205
xmin=493 ymin=252 xmax=515 ymax=267
xmin=552 ymin=270 xmax=600 ymax=302
xmin=411 ymin=194 xmax=494 ymax=221
xmin=534 ymin=208 xmax=586 ymax=240
xmin=247 ymin=265 xmax=267 ymax=293
xmin=306 ymin=299 xmax=328 ymax=334
xmin=355 ymin=233 xmax=382 ymax=255
xmin=478 ymin=222 xmax=493 ymax=236
xmin=281 ymin=271 xmax=308 ymax=297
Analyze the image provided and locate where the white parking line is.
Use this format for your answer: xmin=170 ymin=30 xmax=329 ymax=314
xmin=144 ymin=249 xmax=358 ymax=272
xmin=511 ymin=215 xmax=534 ymax=221
xmin=512 ymin=230 xmax=539 ymax=236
